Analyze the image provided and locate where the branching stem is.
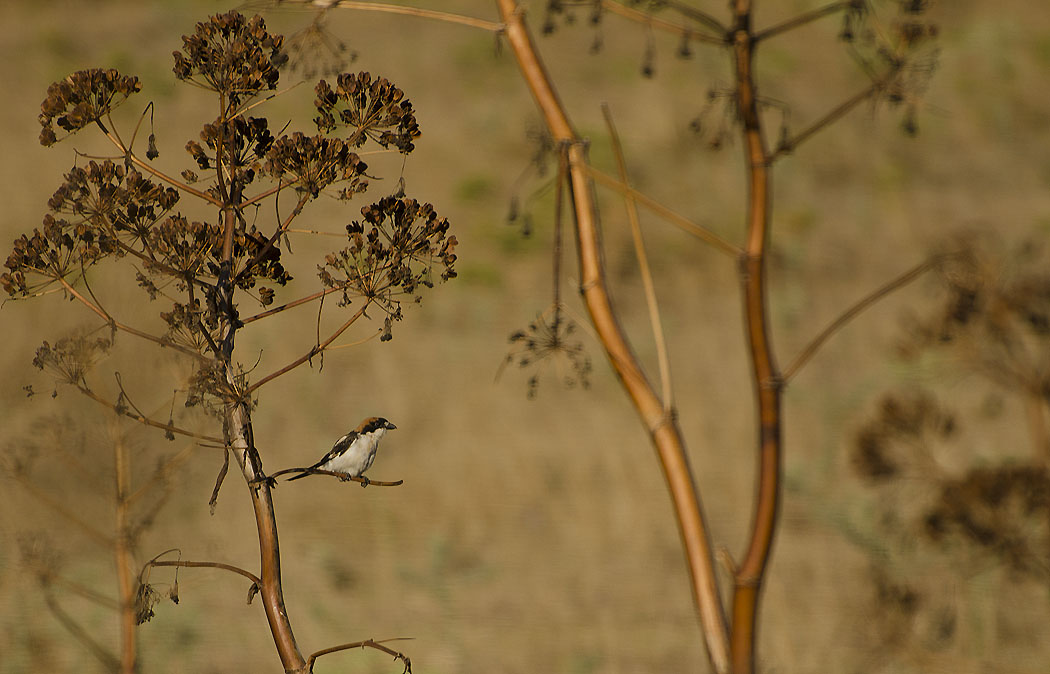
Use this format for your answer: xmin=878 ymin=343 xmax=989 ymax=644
xmin=783 ymin=257 xmax=937 ymax=381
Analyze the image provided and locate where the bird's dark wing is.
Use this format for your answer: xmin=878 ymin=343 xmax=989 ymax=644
xmin=287 ymin=431 xmax=358 ymax=481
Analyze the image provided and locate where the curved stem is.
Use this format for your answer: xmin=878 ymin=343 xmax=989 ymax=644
xmin=497 ymin=3 xmax=730 ymax=672
xmin=307 ymin=637 xmax=413 ymax=672
xmin=246 ymin=302 xmax=370 ymax=394
xmin=729 ymin=4 xmax=783 ymax=673
xmin=146 ymin=559 xmax=262 ymax=587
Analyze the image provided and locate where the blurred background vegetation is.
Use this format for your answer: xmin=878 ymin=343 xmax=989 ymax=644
xmin=1 ymin=1 xmax=1049 ymax=672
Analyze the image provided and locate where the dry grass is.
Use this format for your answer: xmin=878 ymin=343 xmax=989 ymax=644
xmin=2 ymin=1 xmax=1050 ymax=672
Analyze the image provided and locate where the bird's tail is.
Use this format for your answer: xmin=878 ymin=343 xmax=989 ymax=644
xmin=287 ymin=471 xmax=311 ymax=481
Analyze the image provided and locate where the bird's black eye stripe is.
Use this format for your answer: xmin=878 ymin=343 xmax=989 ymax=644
xmin=361 ymin=417 xmax=390 ymax=434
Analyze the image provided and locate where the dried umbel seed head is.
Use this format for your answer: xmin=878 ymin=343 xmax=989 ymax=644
xmin=501 ymin=306 xmax=592 ymax=400
xmin=851 ymin=389 xmax=956 ymax=483
xmin=38 ymin=68 xmax=141 ymax=146
xmin=186 ymin=116 xmax=275 ymax=181
xmin=924 ymin=464 xmax=1050 ymax=580
xmin=264 ymin=132 xmax=368 ymax=199
xmin=313 ymin=72 xmax=420 ymax=153
xmin=173 ymin=11 xmax=286 ymax=107
xmin=32 ymin=334 xmax=113 ymax=387
xmin=2 ymin=160 xmax=183 ymax=297
xmin=319 ymin=197 xmax=457 ymax=323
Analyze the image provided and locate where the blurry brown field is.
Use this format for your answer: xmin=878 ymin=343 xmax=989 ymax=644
xmin=2 ymin=1 xmax=1050 ymax=672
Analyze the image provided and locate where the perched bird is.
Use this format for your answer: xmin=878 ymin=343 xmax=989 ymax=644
xmin=288 ymin=417 xmax=397 ymax=482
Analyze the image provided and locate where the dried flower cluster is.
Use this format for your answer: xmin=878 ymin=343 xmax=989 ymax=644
xmin=841 ymin=0 xmax=938 ymax=134
xmin=264 ymin=132 xmax=368 ymax=199
xmin=501 ymin=306 xmax=592 ymax=399
xmin=186 ymin=115 xmax=275 ymax=186
xmin=283 ymin=13 xmax=357 ymax=81
xmin=852 ymin=389 xmax=956 ymax=483
xmin=900 ymin=237 xmax=1050 ymax=399
xmin=38 ymin=68 xmax=141 ymax=146
xmin=924 ymin=464 xmax=1050 ymax=580
xmin=319 ymin=197 xmax=457 ymax=327
xmin=314 ymin=72 xmax=420 ymax=153
xmin=173 ymin=11 xmax=286 ymax=107
xmin=2 ymin=161 xmax=179 ymax=296
xmin=32 ymin=334 xmax=113 ymax=388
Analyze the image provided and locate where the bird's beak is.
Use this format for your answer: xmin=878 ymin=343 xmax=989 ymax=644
xmin=387 ymin=422 xmax=397 ymax=430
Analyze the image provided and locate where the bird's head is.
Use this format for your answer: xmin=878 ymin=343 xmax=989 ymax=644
xmin=358 ymin=416 xmax=397 ymax=435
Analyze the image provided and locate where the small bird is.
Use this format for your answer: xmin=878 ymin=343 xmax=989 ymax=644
xmin=288 ymin=417 xmax=397 ymax=482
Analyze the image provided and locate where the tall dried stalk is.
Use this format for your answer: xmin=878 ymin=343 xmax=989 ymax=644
xmin=497 ymin=2 xmax=732 ymax=671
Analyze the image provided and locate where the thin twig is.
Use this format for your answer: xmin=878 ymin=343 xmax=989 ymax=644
xmin=52 ymin=576 xmax=121 ymax=610
xmin=782 ymin=257 xmax=937 ymax=381
xmin=600 ymin=0 xmax=725 ymax=44
xmin=14 ymin=475 xmax=113 ymax=548
xmin=54 ymin=275 xmax=210 ymax=363
xmin=269 ymin=466 xmax=403 ymax=487
xmin=246 ymin=302 xmax=370 ymax=393
xmin=331 ymin=0 xmax=501 ymax=32
xmin=307 ymin=637 xmax=414 ymax=673
xmin=234 ymin=194 xmax=310 ymax=287
xmin=44 ymin=592 xmax=120 ymax=672
xmin=770 ymin=81 xmax=881 ymax=160
xmin=284 ymin=227 xmax=344 ymax=236
xmin=602 ymin=103 xmax=674 ymax=411
xmin=754 ymin=0 xmax=854 ymax=43
xmin=657 ymin=0 xmax=728 ymax=35
xmin=96 ymin=121 xmax=223 ymax=207
xmin=74 ymin=383 xmax=224 ymax=445
xmin=241 ymin=286 xmax=344 ymax=324
xmin=581 ymin=164 xmax=741 ymax=256
xmin=146 ymin=560 xmax=261 ymax=587
xmin=126 ymin=441 xmax=199 ymax=506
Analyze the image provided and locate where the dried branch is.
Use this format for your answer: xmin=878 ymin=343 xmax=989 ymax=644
xmin=13 ymin=475 xmax=113 ymax=548
xmin=581 ymin=164 xmax=741 ymax=257
xmin=329 ymin=0 xmax=501 ymax=32
xmin=269 ymin=466 xmax=403 ymax=486
xmin=95 ymin=121 xmax=223 ymax=207
xmin=44 ymin=592 xmax=120 ymax=672
xmin=754 ymin=0 xmax=856 ymax=43
xmin=246 ymin=301 xmax=370 ymax=393
xmin=146 ymin=559 xmax=262 ymax=587
xmin=600 ymin=0 xmax=725 ymax=44
xmin=51 ymin=576 xmax=121 ymax=610
xmin=783 ymin=257 xmax=937 ymax=381
xmin=54 ymin=275 xmax=210 ymax=363
xmin=241 ymin=286 xmax=343 ymax=324
xmin=73 ymin=383 xmax=223 ymax=444
xmin=307 ymin=637 xmax=413 ymax=673
xmin=233 ymin=193 xmax=310 ymax=287
xmin=602 ymin=103 xmax=673 ymax=410
xmin=770 ymin=80 xmax=881 ymax=160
